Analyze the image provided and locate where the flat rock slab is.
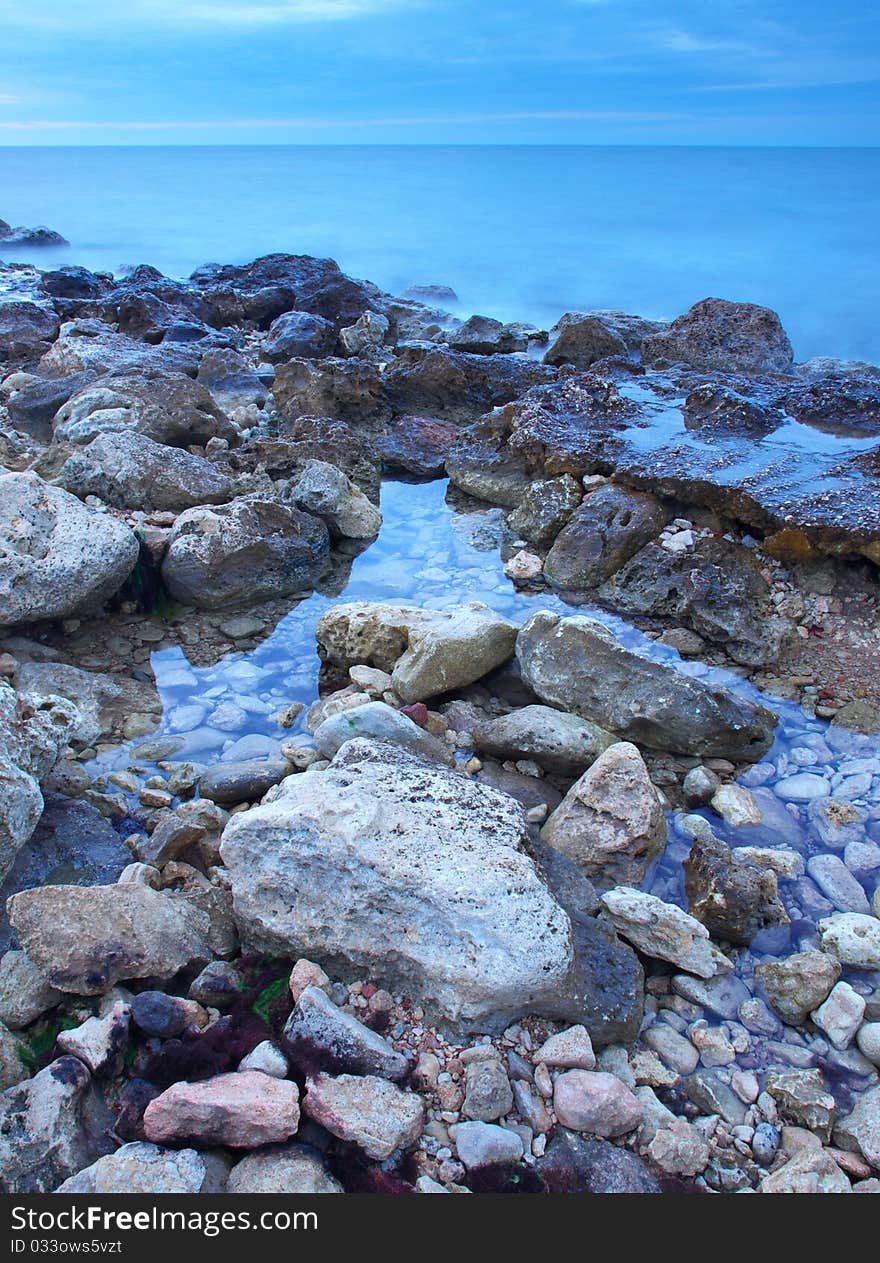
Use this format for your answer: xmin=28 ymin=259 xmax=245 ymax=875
xmin=144 ymin=1071 xmax=300 ymax=1149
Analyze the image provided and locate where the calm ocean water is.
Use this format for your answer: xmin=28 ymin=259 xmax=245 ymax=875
xmin=1 ymin=145 xmax=878 ymax=363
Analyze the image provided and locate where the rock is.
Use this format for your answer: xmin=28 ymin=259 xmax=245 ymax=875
xmin=516 ymin=612 xmax=776 ymax=761
xmin=755 ymin=950 xmax=841 ymax=1025
xmin=283 ymin=985 xmax=408 ymax=1081
xmin=227 ymin=1143 xmax=342 ymax=1193
xmin=552 ymin=1070 xmax=642 ymax=1137
xmin=683 ymin=832 xmax=788 ymax=945
xmin=646 ymin=1117 xmax=710 ymax=1177
xmin=55 ymin=367 xmax=236 ymax=447
xmin=262 ymin=310 xmax=336 ymax=362
xmin=0 ymin=1057 xmax=110 ymax=1193
xmin=272 ymin=356 xmax=384 ymax=425
xmin=0 ymin=951 xmax=61 ymax=1029
xmin=0 ymin=301 xmax=59 ymax=363
xmin=856 ymin=1023 xmax=880 ymax=1067
xmin=199 ymin=759 xmax=291 ymax=805
xmin=443 ymin=314 xmax=526 ymax=355
xmin=535 ymin=1025 xmax=596 ymax=1070
xmin=56 ymin=1142 xmax=225 ymax=1194
xmin=188 ymin=960 xmax=244 ymax=1009
xmin=144 ymin=1071 xmax=300 ymax=1149
xmin=462 ymin=1057 xmax=513 ymax=1122
xmin=315 ymin=601 xmax=517 ymax=703
xmin=544 ymin=485 xmax=666 ymax=590
xmin=313 ymin=700 xmax=452 ymax=764
xmin=734 ymin=845 xmax=803 ymax=880
xmin=0 ymin=1020 xmax=27 ymax=1090
xmin=453 ymin=1120 xmax=523 ymax=1169
xmin=4 ymin=369 xmax=96 ymax=441
xmin=765 ymin=1070 xmax=836 ymax=1142
xmin=774 ymin=773 xmax=831 ymax=802
xmin=543 ymin=314 xmax=627 ymax=369
xmin=760 ymin=1147 xmax=851 ymax=1193
xmin=239 ymin=1041 xmax=288 ymax=1078
xmin=385 ymin=346 xmax=555 ymax=422
xmin=600 ymin=887 xmax=731 ymax=979
xmin=711 ymin=784 xmax=762 ymax=827
xmin=641 ymin=298 xmax=793 ymax=373
xmin=220 ymin=740 xmax=575 ymax=1027
xmin=598 ymin=537 xmax=786 ymax=666
xmin=834 ymin=1086 xmax=880 ymax=1169
xmin=811 ymin=982 xmax=867 ymax=1050
xmin=642 ymin=1022 xmax=699 ymax=1074
xmin=0 ymin=472 xmax=139 ymax=627
xmin=340 ymin=310 xmax=390 ymax=356
xmin=130 ymin=991 xmax=200 ymax=1040
xmin=472 ymin=705 xmax=614 ymax=776
xmin=303 ymin=1072 xmax=423 ymax=1160
xmin=376 ymin=414 xmax=459 ymax=478
xmin=161 ymin=496 xmax=329 ymax=608
xmin=537 ymin=1129 xmax=661 ymax=1193
xmin=56 ymin=996 xmax=130 ymax=1076
xmin=670 ymin=972 xmax=751 ymax=1020
xmin=0 ymin=223 xmax=67 ymax=248
xmin=507 ymin=475 xmax=583 ymax=544
xmin=806 ymin=854 xmax=871 ymax=914
xmin=540 ymin=742 xmax=666 ymax=888
xmin=16 ymin=662 xmax=160 ymax=748
xmin=288 ymin=459 xmax=381 ymax=539
xmin=818 ymin=913 xmax=880 ymax=969
xmin=191 ymin=253 xmax=377 ymax=327
xmin=0 ymin=681 xmax=79 ymax=883
xmin=7 ymin=884 xmax=212 ymax=995
xmin=60 ymin=431 xmax=233 ymax=512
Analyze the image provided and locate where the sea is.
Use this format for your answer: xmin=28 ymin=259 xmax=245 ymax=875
xmin=1 ymin=144 xmax=879 ymax=363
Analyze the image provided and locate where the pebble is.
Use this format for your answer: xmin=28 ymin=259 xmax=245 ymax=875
xmin=807 ymin=854 xmax=870 ymax=914
xmin=775 ymin=773 xmax=831 ymax=802
xmin=534 ymin=1025 xmax=596 ymax=1070
xmin=811 ymin=981 xmax=867 ymax=1050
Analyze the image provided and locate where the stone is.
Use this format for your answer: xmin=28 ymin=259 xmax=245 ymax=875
xmin=60 ymin=431 xmax=233 ymax=512
xmin=272 ymin=356 xmax=384 ymax=425
xmin=162 ymin=495 xmax=329 ymax=608
xmin=684 ymin=832 xmax=789 ymax=945
xmin=386 ymin=346 xmax=555 ymax=426
xmin=817 ymin=913 xmax=880 ymax=969
xmin=238 ymin=1041 xmax=288 ymax=1078
xmin=684 ymin=1069 xmax=747 ymax=1127
xmin=472 ymin=705 xmax=614 ymax=776
xmin=144 ymin=1072 xmax=300 ymax=1149
xmin=507 ymin=476 xmax=583 ymax=544
xmin=856 ymin=1023 xmax=880 ymax=1066
xmin=0 ymin=301 xmax=59 ymax=362
xmin=312 ymin=701 xmax=451 ymax=765
xmin=0 ymin=951 xmax=61 ymax=1029
xmin=600 ymin=887 xmax=731 ymax=979
xmin=732 ymin=846 xmax=804 ymax=880
xmin=56 ymin=1142 xmax=225 ymax=1194
xmin=199 ymin=759 xmax=291 ymax=805
xmin=711 ymin=784 xmax=762 ymax=827
xmin=220 ymin=741 xmax=574 ymax=1026
xmin=552 ymin=1070 xmax=642 ymax=1137
xmin=534 ymin=1025 xmax=596 ymax=1071
xmin=543 ymin=314 xmax=627 ymax=369
xmin=543 ymin=485 xmax=666 ymax=590
xmin=376 ymin=414 xmax=459 ymax=478
xmin=289 ymin=459 xmax=382 ymax=539
xmin=0 ymin=1020 xmax=28 ymax=1090
xmin=807 ymin=854 xmax=871 ymax=914
xmin=775 ymin=773 xmax=831 ymax=802
xmin=755 ymin=950 xmax=840 ymax=1025
xmin=7 ymin=884 xmax=212 ymax=995
xmin=0 ymin=1057 xmax=109 ymax=1193
xmin=15 ymin=663 xmax=161 ymax=749
xmin=462 ymin=1057 xmax=513 ymax=1122
xmin=340 ymin=309 xmax=390 ymax=355
xmin=262 ymin=310 xmax=336 ymax=362
xmin=56 ymin=997 xmax=130 ymax=1076
xmin=834 ymin=1086 xmax=880 ymax=1169
xmin=516 ymin=612 xmax=776 ymax=761
xmin=188 ymin=960 xmax=245 ymax=1009
xmin=642 ymin=1023 xmax=699 ymax=1075
xmin=130 ymin=991 xmax=200 ymax=1040
xmin=303 ymin=1072 xmax=423 ymax=1160
xmin=671 ymin=971 xmax=751 ymax=1019
xmin=646 ymin=1117 xmax=710 ymax=1177
xmin=537 ymin=1129 xmax=661 ymax=1193
xmin=808 ymin=797 xmax=866 ymax=849
xmin=811 ymin=982 xmax=867 ymax=1050
xmin=760 ymin=1148 xmax=851 ymax=1193
xmin=282 ymin=985 xmax=408 ymax=1080
xmin=227 ymin=1143 xmax=342 ymax=1193
xmin=541 ymin=742 xmax=666 ymax=888
xmin=0 ymin=472 xmax=139 ymax=627
xmin=453 ymin=1121 xmax=523 ymax=1169
xmin=315 ymin=601 xmax=517 ymax=703
xmin=55 ymin=367 xmax=236 ymax=447
xmin=288 ymin=959 xmax=332 ymax=1003
xmin=641 ymin=298 xmax=793 ymax=373
xmin=765 ymin=1070 xmax=836 ymax=1143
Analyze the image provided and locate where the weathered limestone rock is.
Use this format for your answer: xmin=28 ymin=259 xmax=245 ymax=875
xmin=0 ymin=1020 xmax=28 ymax=1090
xmin=683 ymin=832 xmax=789 ymax=945
xmin=472 ymin=704 xmax=614 ymax=776
xmin=535 ymin=1025 xmax=596 ymax=1070
xmin=227 ymin=1143 xmax=342 ymax=1193
xmin=56 ymin=1142 xmax=226 ymax=1194
xmin=220 ymin=740 xmax=575 ymax=1026
xmin=452 ymin=1120 xmax=523 ymax=1169
xmin=283 ymin=985 xmax=408 ymax=1080
xmin=760 ymin=1148 xmax=851 ymax=1193
xmin=600 ymin=887 xmax=732 ymax=979
xmin=543 ymin=314 xmax=627 ymax=369
xmin=0 ymin=472 xmax=138 ymax=627
xmin=288 ymin=459 xmax=382 ymax=539
xmin=60 ymin=430 xmax=233 ymax=512
xmin=7 ymin=884 xmax=213 ymax=995
xmin=765 ymin=1070 xmax=836 ymax=1143
xmin=818 ymin=913 xmax=880 ymax=969
xmin=56 ymin=996 xmax=130 ymax=1077
xmin=552 ymin=1070 xmax=642 ymax=1137
xmin=312 ymin=700 xmax=452 ymax=765
xmin=543 ymin=485 xmax=666 ymax=590
xmin=811 ymin=982 xmax=866 ymax=1050
xmin=144 ymin=1072 xmax=300 ymax=1149
xmin=161 ymin=495 xmax=329 ymax=608
xmin=0 ymin=950 xmax=61 ymax=1030
xmin=316 ymin=601 xmax=517 ymax=703
xmin=516 ymin=611 xmax=776 ymax=760
xmin=641 ymin=298 xmax=794 ymax=374
xmin=303 ymin=1072 xmax=423 ymax=1160
xmin=54 ymin=367 xmax=237 ymax=447
xmin=834 ymin=1086 xmax=880 ymax=1169
xmin=755 ymin=950 xmax=840 ymax=1025
xmin=541 ymin=742 xmax=666 ymax=888
xmin=507 ymin=475 xmax=583 ymax=544
xmin=16 ymin=662 xmax=160 ymax=748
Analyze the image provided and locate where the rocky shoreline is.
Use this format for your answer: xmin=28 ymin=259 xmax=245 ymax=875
xmin=0 ymin=236 xmax=879 ymax=1195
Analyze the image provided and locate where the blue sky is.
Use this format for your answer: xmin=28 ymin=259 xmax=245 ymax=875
xmin=0 ymin=0 xmax=877 ymax=144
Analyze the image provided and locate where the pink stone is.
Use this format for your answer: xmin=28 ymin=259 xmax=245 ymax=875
xmin=552 ymin=1070 xmax=642 ymax=1137
xmin=143 ymin=1071 xmax=300 ymax=1148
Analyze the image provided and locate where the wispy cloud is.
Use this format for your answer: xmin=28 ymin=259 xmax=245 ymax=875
xmin=0 ymin=0 xmax=409 ymax=30
xmin=658 ymin=29 xmax=762 ymax=56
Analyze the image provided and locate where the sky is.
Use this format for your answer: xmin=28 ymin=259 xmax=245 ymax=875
xmin=0 ymin=0 xmax=877 ymax=145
